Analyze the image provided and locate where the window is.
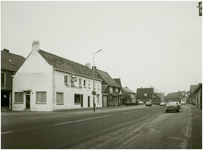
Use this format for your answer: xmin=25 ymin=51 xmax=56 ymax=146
xmin=109 ymin=87 xmax=113 ymax=94
xmin=74 ymin=94 xmax=83 ymax=105
xmin=64 ymin=75 xmax=69 ymax=84
xmin=15 ymin=92 xmax=23 ymax=103
xmin=79 ymin=79 xmax=82 ymax=88
xmin=94 ymin=82 xmax=97 ymax=90
xmin=115 ymin=88 xmax=118 ymax=92
xmin=1 ymin=72 xmax=6 ymax=88
xmin=144 ymin=93 xmax=148 ymax=96
xmin=56 ymin=92 xmax=64 ymax=105
xmin=97 ymin=82 xmax=100 ymax=90
xmin=84 ymin=80 xmax=86 ymax=87
xmin=36 ymin=92 xmax=46 ymax=104
xmin=88 ymin=80 xmax=91 ymax=89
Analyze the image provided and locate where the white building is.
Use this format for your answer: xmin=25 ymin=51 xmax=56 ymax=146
xmin=12 ymin=41 xmax=102 ymax=111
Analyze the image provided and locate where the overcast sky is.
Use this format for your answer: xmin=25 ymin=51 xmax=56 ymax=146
xmin=1 ymin=1 xmax=202 ymax=95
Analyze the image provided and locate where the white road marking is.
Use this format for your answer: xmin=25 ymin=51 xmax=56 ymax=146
xmin=55 ymin=115 xmax=113 ymax=126
xmin=122 ymin=110 xmax=142 ymax=114
xmin=1 ymin=131 xmax=12 ymax=134
xmin=55 ymin=121 xmax=73 ymax=126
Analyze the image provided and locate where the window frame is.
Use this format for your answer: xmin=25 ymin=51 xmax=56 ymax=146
xmin=64 ymin=75 xmax=69 ymax=85
xmin=88 ymin=80 xmax=91 ymax=89
xmin=1 ymin=72 xmax=6 ymax=89
xmin=74 ymin=94 xmax=83 ymax=105
xmin=14 ymin=92 xmax=24 ymax=104
xmin=84 ymin=80 xmax=86 ymax=88
xmin=56 ymin=92 xmax=64 ymax=105
xmin=36 ymin=91 xmax=47 ymax=104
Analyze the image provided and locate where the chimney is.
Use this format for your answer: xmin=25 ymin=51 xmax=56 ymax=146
xmin=32 ymin=40 xmax=40 ymax=51
xmin=3 ymin=48 xmax=9 ymax=53
xmin=86 ymin=62 xmax=91 ymax=69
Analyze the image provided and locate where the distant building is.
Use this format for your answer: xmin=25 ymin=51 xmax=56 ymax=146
xmin=188 ymin=85 xmax=198 ymax=104
xmin=136 ymin=88 xmax=154 ymax=103
xmin=194 ymin=83 xmax=202 ymax=110
xmin=1 ymin=49 xmax=25 ymax=110
xmin=95 ymin=68 xmax=121 ymax=107
xmin=165 ymin=91 xmax=182 ymax=103
xmin=122 ymin=87 xmax=136 ymax=105
xmin=113 ymin=78 xmax=123 ymax=105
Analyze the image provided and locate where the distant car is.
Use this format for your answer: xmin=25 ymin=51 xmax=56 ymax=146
xmin=145 ymin=101 xmax=152 ymax=106
xmin=138 ymin=101 xmax=144 ymax=105
xmin=160 ymin=102 xmax=166 ymax=106
xmin=165 ymin=101 xmax=180 ymax=113
xmin=180 ymin=101 xmax=186 ymax=105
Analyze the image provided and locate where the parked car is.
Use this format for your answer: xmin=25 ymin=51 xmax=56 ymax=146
xmin=138 ymin=101 xmax=144 ymax=105
xmin=160 ymin=102 xmax=166 ymax=106
xmin=180 ymin=101 xmax=186 ymax=105
xmin=145 ymin=101 xmax=152 ymax=106
xmin=165 ymin=101 xmax=180 ymax=113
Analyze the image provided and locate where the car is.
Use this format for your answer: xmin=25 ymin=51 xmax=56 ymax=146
xmin=173 ymin=101 xmax=181 ymax=109
xmin=165 ymin=101 xmax=180 ymax=113
xmin=145 ymin=101 xmax=152 ymax=106
xmin=138 ymin=101 xmax=144 ymax=105
xmin=180 ymin=101 xmax=186 ymax=105
xmin=160 ymin=102 xmax=166 ymax=106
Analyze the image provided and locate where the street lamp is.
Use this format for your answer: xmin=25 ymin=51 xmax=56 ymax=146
xmin=191 ymin=74 xmax=197 ymax=85
xmin=92 ymin=49 xmax=102 ymax=112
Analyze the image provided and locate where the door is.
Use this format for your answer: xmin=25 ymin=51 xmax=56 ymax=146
xmin=1 ymin=91 xmax=9 ymax=108
xmin=26 ymin=92 xmax=30 ymax=109
xmin=88 ymin=96 xmax=90 ymax=107
xmin=81 ymin=95 xmax=83 ymax=107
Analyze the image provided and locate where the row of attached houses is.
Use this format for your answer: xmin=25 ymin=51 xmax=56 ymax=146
xmin=2 ymin=41 xmax=168 ymax=111
xmin=2 ymin=41 xmax=129 ymax=111
xmin=194 ymin=83 xmax=202 ymax=110
xmin=12 ymin=41 xmax=103 ymax=111
xmin=1 ymin=49 xmax=25 ymax=109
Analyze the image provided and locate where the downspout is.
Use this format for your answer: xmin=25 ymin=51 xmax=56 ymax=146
xmin=11 ymin=74 xmax=15 ymax=111
xmin=52 ymin=67 xmax=55 ymax=111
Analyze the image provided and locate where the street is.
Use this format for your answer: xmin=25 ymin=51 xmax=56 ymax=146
xmin=1 ymin=104 xmax=201 ymax=149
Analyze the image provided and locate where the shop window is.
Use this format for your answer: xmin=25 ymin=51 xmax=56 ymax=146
xmin=74 ymin=94 xmax=83 ymax=105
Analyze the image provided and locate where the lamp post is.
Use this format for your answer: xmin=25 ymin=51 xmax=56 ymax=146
xmin=93 ymin=49 xmax=102 ymax=112
xmin=191 ymin=74 xmax=197 ymax=85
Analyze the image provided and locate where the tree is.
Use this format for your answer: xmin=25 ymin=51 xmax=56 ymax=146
xmin=122 ymin=92 xmax=131 ymax=104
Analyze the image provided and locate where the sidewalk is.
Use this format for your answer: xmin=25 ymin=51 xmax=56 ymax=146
xmin=186 ymin=104 xmax=202 ymax=149
xmin=53 ymin=105 xmax=144 ymax=114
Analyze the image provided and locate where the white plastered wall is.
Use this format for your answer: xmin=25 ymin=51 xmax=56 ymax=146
xmin=12 ymin=49 xmax=54 ymax=111
xmin=54 ymin=71 xmax=102 ymax=110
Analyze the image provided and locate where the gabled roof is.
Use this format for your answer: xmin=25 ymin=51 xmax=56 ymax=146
xmin=95 ymin=69 xmax=120 ymax=88
xmin=122 ymin=87 xmax=135 ymax=94
xmin=190 ymin=85 xmax=197 ymax=93
xmin=165 ymin=92 xmax=181 ymax=99
xmin=1 ymin=49 xmax=25 ymax=72
xmin=156 ymin=93 xmax=164 ymax=98
xmin=38 ymin=50 xmax=101 ymax=80
xmin=136 ymin=88 xmax=154 ymax=99
xmin=113 ymin=78 xmax=122 ymax=88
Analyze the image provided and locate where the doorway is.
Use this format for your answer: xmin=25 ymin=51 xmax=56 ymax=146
xmin=88 ymin=96 xmax=90 ymax=107
xmin=26 ymin=92 xmax=30 ymax=109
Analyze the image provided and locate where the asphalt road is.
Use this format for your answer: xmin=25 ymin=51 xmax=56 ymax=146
xmin=1 ymin=105 xmax=190 ymax=149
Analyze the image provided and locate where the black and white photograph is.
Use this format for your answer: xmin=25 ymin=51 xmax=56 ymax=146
xmin=1 ymin=1 xmax=202 ymax=149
